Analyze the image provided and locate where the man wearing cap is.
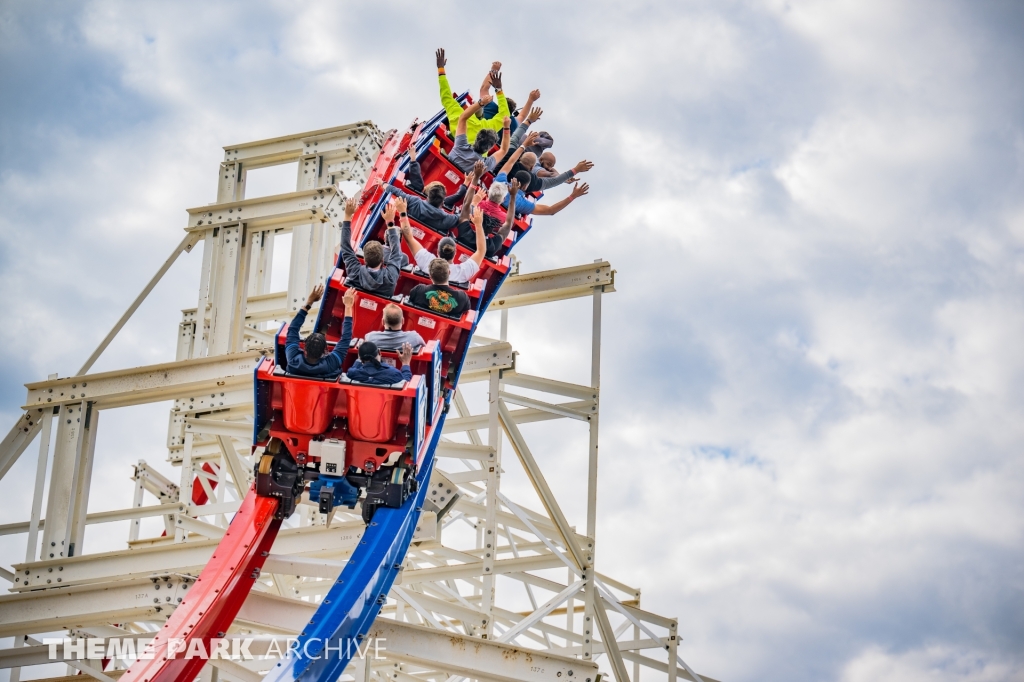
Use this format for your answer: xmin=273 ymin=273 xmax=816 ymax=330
xmin=395 ymin=196 xmax=487 ymax=285
xmin=346 ymin=340 xmax=414 ymax=385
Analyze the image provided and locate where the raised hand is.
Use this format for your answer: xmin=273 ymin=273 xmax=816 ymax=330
xmin=491 ymin=61 xmax=502 ymax=71
xmin=473 ymin=186 xmax=486 ymax=205
xmin=503 ymin=116 xmax=511 ymax=128
xmin=344 ymin=197 xmax=359 ymax=219
xmin=472 ymin=160 xmax=486 ymax=181
xmin=523 ymin=130 xmax=540 ymax=148
xmin=570 ymin=182 xmax=590 ymax=199
xmin=383 ymin=200 xmax=397 ymax=223
xmin=436 ymin=48 xmax=446 ymax=69
xmin=573 ymin=160 xmax=594 ymax=174
xmin=526 ymin=107 xmax=543 ymax=123
xmin=489 ymin=70 xmax=503 ymax=91
xmin=342 ymin=287 xmax=356 ymax=308
xmin=394 ymin=196 xmax=408 ymax=214
xmin=372 ymin=178 xmax=387 ymax=201
xmin=509 ymin=178 xmax=521 ymax=196
xmin=306 ymin=285 xmax=325 ymax=307
xmin=398 ymin=342 xmax=413 ymax=366
xmin=528 ymin=88 xmax=541 ymax=101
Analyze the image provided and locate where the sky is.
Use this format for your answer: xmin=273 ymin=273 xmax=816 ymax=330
xmin=2 ymin=1 xmax=1024 ymax=681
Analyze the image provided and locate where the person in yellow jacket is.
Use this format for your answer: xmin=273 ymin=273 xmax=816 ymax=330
xmin=436 ymin=48 xmax=509 ymax=144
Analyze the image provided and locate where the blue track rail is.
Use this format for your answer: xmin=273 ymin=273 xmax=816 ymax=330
xmin=262 ymin=100 xmax=519 ymax=681
xmin=261 ymin=414 xmax=444 ymax=682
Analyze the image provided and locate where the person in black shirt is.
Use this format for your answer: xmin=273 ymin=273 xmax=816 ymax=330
xmin=403 ymin=156 xmax=485 ymax=212
xmin=408 ymin=258 xmax=471 ymax=318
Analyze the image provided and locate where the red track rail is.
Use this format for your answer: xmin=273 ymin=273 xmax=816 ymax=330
xmin=120 ymin=487 xmax=280 ymax=682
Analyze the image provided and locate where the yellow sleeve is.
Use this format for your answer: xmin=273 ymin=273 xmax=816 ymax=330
xmin=479 ymin=92 xmax=511 ymax=133
xmin=438 ymin=73 xmax=465 ymax=130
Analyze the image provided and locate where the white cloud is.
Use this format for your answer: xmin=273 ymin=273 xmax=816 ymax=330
xmin=2 ymin=1 xmax=1024 ymax=681
xmin=839 ymin=645 xmax=1015 ymax=682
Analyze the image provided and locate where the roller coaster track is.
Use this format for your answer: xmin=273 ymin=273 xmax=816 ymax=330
xmin=119 ymin=491 xmax=280 ymax=682
xmin=262 ymin=417 xmax=442 ymax=682
xmin=0 ymin=101 xmax=717 ymax=682
xmin=121 ymin=101 xmax=514 ymax=682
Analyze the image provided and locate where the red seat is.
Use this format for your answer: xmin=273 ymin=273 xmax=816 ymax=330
xmin=346 ymin=387 xmax=405 ymax=442
xmin=258 ymin=356 xmax=424 ymax=471
xmin=414 ymin=143 xmax=465 ymax=196
xmin=282 ymin=381 xmax=339 ymax=435
xmin=317 ymin=270 xmax=392 ymax=342
xmin=431 ymin=123 xmax=454 ymax=155
xmin=400 ymin=300 xmax=475 ymax=384
xmin=317 ymin=269 xmax=482 ymax=341
xmin=315 ymin=273 xmax=476 ymax=383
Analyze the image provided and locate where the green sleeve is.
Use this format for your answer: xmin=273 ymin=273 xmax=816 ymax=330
xmin=480 ymin=92 xmax=511 ymax=133
xmin=438 ymin=74 xmax=465 ymax=130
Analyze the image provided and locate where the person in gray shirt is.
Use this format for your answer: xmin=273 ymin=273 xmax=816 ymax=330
xmin=378 ymin=160 xmax=483 ymax=234
xmin=447 ymin=95 xmax=507 ymax=173
xmin=339 ymin=197 xmax=403 ymax=298
xmin=364 ymin=304 xmax=426 ymax=352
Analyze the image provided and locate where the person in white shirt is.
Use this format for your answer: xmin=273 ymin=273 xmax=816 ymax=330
xmin=395 ymin=196 xmax=487 ymax=285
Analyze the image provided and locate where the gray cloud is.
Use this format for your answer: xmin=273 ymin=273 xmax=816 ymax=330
xmin=2 ymin=1 xmax=1024 ymax=680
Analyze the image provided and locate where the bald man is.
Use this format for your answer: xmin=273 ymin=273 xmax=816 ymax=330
xmin=364 ymin=304 xmax=426 ymax=352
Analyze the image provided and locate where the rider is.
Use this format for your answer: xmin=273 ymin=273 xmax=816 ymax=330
xmin=285 ymin=286 xmax=355 ymax=378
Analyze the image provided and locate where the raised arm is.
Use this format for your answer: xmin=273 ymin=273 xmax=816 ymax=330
xmin=437 ymin=48 xmax=458 ymax=111
xmin=458 ymin=161 xmax=485 ymax=222
xmin=398 ymin=343 xmax=414 ymax=380
xmin=498 ymin=179 xmax=521 ymax=242
xmin=285 ymin=286 xmax=323 ymax=367
xmin=532 ymin=182 xmax=590 ymax=216
xmin=382 ymin=201 xmax=404 ymax=272
xmin=380 ymin=180 xmax=415 ymax=202
xmin=490 ymin=70 xmax=511 ymax=121
xmin=328 ymin=289 xmax=357 ymax=365
xmin=287 ymin=286 xmax=322 ymax=344
xmin=538 ymin=160 xmax=593 ymax=190
xmin=442 ymin=167 xmax=474 ymax=209
xmin=341 ymin=287 xmax=355 ymax=319
xmin=443 ymin=183 xmax=468 ymax=210
xmin=498 ymin=130 xmax=540 ymax=177
xmin=517 ymin=89 xmax=540 ymax=124
xmin=495 ymin=117 xmax=512 ymax=157
xmin=398 ymin=197 xmax=425 ymax=257
xmin=404 ymin=155 xmax=426 ymax=194
xmin=510 ymin=107 xmax=542 ymax=147
xmin=479 ymin=62 xmax=500 ymax=101
xmin=469 ymin=197 xmax=487 ymax=267
xmin=457 ymin=95 xmax=491 ymax=137
xmin=339 ymin=198 xmax=362 ymax=274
